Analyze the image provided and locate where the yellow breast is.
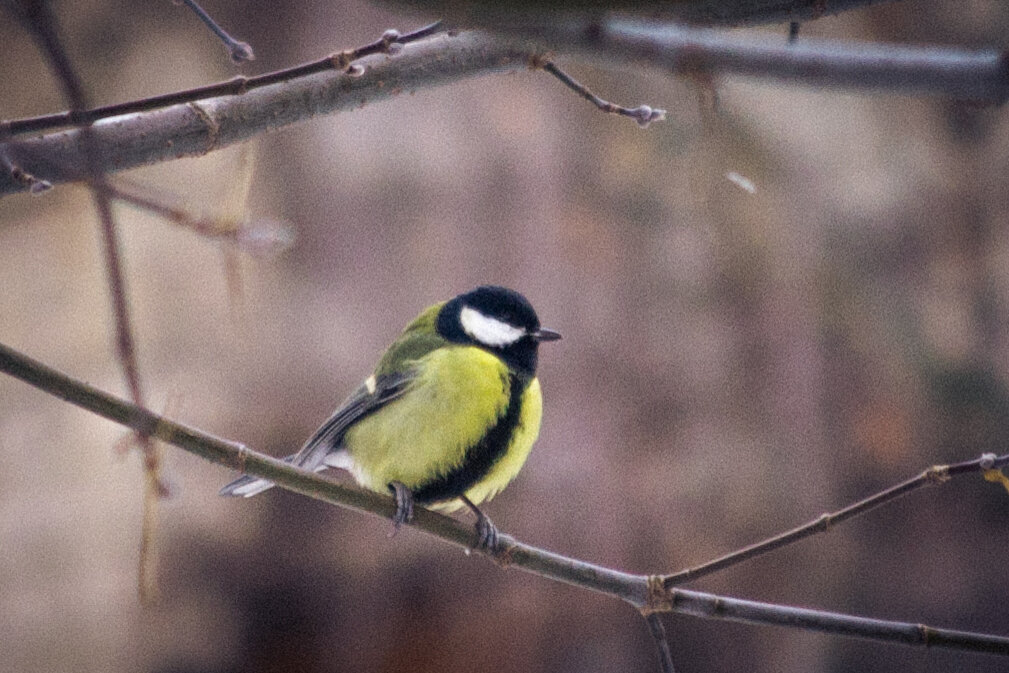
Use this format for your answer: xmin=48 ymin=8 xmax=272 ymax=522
xmin=342 ymin=346 xmax=543 ymax=509
xmin=456 ymin=377 xmax=541 ymax=509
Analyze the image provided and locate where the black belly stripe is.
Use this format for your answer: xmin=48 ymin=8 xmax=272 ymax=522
xmin=412 ymin=372 xmax=527 ymax=504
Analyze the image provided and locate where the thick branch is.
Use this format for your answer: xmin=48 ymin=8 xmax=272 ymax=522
xmin=2 ymin=339 xmax=1008 ymax=658
xmin=375 ymin=0 xmax=897 ymax=27
xmin=3 ymin=27 xmax=1007 ymax=196
xmin=533 ymin=19 xmax=1009 ymax=101
xmin=1 ymin=32 xmax=530 ymax=196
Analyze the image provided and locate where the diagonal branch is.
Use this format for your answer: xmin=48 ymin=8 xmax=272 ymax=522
xmin=1 ymin=20 xmax=442 ymax=138
xmin=1 ymin=339 xmax=1008 ymax=662
xmin=662 ymin=451 xmax=1009 ymax=587
xmin=9 ymin=0 xmax=163 ymax=602
xmin=1 ymin=31 xmax=530 ymax=196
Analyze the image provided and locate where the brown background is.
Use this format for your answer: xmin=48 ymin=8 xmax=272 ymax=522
xmin=1 ymin=1 xmax=1008 ymax=671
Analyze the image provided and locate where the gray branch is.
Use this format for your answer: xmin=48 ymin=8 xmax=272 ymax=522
xmin=1 ymin=339 xmax=1008 ymax=658
xmin=545 ymin=19 xmax=1008 ymax=100
xmin=2 ymin=24 xmax=1006 ymax=197
xmin=2 ymin=32 xmax=531 ymax=196
xmin=374 ymin=0 xmax=898 ymax=27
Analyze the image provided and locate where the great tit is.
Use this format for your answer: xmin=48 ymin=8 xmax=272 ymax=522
xmin=220 ymin=285 xmax=560 ymax=549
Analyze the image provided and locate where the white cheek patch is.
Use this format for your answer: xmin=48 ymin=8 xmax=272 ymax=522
xmin=460 ymin=306 xmax=526 ymax=347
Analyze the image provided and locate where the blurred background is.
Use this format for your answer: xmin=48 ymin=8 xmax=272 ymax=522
xmin=2 ymin=0 xmax=1008 ymax=671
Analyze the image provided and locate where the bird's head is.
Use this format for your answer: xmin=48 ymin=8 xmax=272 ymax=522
xmin=437 ymin=285 xmax=561 ymax=375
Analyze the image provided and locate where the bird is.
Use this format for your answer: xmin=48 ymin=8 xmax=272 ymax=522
xmin=220 ymin=285 xmax=560 ymax=550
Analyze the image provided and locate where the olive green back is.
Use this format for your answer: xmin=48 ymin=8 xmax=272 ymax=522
xmin=374 ymin=302 xmax=448 ymax=379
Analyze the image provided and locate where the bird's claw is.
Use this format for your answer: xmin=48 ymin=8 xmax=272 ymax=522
xmin=389 ymin=481 xmax=414 ymax=537
xmin=474 ymin=513 xmax=499 ymax=552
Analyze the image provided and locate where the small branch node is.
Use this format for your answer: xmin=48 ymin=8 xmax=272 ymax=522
xmin=642 ymin=575 xmax=673 ymax=615
xmin=629 ymin=104 xmax=667 ymax=128
xmin=179 ymin=0 xmax=255 ymax=64
xmin=330 ymin=50 xmax=354 ymax=70
xmin=979 ymin=452 xmax=998 ymax=470
xmin=491 ymin=535 xmax=517 ymax=567
xmin=186 ymin=102 xmax=220 ymax=150
xmin=228 ymin=40 xmax=255 ymax=65
xmin=235 ymin=217 xmax=297 ymax=257
xmin=236 ymin=442 xmax=250 ymax=473
xmin=528 ymin=52 xmax=551 ymax=71
xmin=381 ymin=29 xmax=404 ymax=55
xmin=2 ymin=152 xmax=53 ymax=195
xmin=228 ymin=75 xmax=250 ymax=95
xmin=924 ymin=464 xmax=952 ymax=485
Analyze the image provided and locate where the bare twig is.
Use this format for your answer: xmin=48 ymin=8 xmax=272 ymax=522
xmin=537 ymin=58 xmax=666 ymax=127
xmin=9 ymin=0 xmax=163 ymax=603
xmin=1 ymin=21 xmax=442 ymax=138
xmin=661 ymin=452 xmax=1009 ymax=588
xmin=108 ymin=179 xmax=295 ymax=257
xmin=1 ymin=340 xmax=1008 ymax=664
xmin=645 ymin=613 xmax=676 ymax=673
xmin=177 ymin=0 xmax=254 ymax=63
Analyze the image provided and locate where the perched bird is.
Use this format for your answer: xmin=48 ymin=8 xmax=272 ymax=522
xmin=221 ymin=286 xmax=560 ymax=549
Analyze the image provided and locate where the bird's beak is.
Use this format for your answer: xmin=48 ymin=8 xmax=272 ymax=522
xmin=531 ymin=327 xmax=562 ymax=342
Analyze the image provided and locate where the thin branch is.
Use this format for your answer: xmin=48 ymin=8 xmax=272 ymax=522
xmin=0 ymin=21 xmax=442 ymax=138
xmin=177 ymin=0 xmax=254 ymax=63
xmin=1 ymin=339 xmax=1008 ymax=661
xmin=108 ymin=179 xmax=295 ymax=257
xmin=662 ymin=452 xmax=1009 ymax=588
xmin=10 ymin=0 xmax=163 ymax=603
xmin=645 ymin=613 xmax=676 ymax=673
xmin=538 ymin=58 xmax=666 ymax=127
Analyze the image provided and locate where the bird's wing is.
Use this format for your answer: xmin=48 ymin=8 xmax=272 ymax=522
xmin=290 ymin=371 xmax=415 ymax=471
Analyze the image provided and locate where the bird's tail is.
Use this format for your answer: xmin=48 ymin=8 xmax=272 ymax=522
xmin=219 ymin=449 xmax=338 ymax=497
xmin=219 ymin=454 xmax=300 ymax=498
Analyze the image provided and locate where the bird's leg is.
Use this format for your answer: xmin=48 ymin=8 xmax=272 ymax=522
xmin=460 ymin=495 xmax=498 ymax=552
xmin=388 ymin=481 xmax=414 ymax=537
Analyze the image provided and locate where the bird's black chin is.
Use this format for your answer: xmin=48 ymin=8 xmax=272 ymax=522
xmin=499 ymin=339 xmax=538 ymax=378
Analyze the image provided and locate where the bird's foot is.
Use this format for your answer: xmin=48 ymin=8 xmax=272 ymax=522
xmin=388 ymin=481 xmax=414 ymax=537
xmin=474 ymin=512 xmax=499 ymax=552
xmin=461 ymin=495 xmax=499 ymax=552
